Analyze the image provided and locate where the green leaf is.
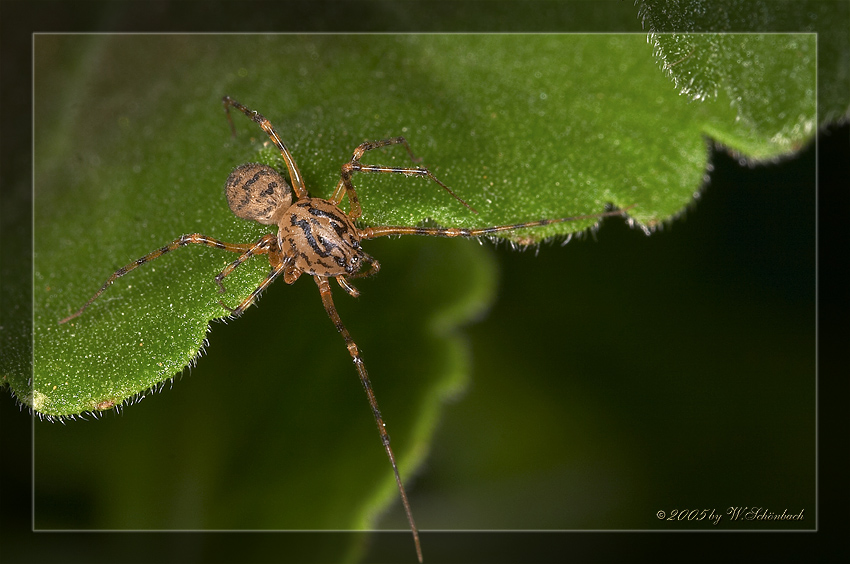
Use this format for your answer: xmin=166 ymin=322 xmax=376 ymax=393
xmin=649 ymin=34 xmax=816 ymax=157
xmin=638 ymin=0 xmax=849 ymax=123
xmin=30 ymin=34 xmax=815 ymax=552
xmin=35 ymin=33 xmax=815 ymax=413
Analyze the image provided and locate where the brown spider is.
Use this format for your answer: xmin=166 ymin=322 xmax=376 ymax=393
xmin=59 ymin=96 xmax=632 ymax=562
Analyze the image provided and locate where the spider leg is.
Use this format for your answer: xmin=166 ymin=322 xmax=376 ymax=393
xmin=314 ymin=275 xmax=422 ymax=564
xmin=59 ymin=234 xmax=257 ymax=324
xmin=358 ymin=207 xmax=634 ymax=240
xmin=218 ymin=256 xmax=293 ymax=317
xmin=214 ymin=234 xmax=278 ymax=294
xmin=222 ymin=96 xmax=309 ymax=199
xmin=331 ymin=137 xmax=477 ymax=220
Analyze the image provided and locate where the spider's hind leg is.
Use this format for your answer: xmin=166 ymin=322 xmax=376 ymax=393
xmin=59 ymin=233 xmax=258 ymax=324
xmin=214 ymin=234 xmax=278 ymax=294
xmin=216 ymin=237 xmax=295 ymax=318
xmin=222 ymin=95 xmax=308 ymax=199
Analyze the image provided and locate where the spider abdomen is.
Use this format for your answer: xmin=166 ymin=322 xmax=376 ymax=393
xmin=279 ymin=198 xmax=364 ymax=277
xmin=225 ymin=163 xmax=293 ymax=225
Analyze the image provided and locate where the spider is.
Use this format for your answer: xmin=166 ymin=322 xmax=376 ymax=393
xmin=59 ymin=96 xmax=632 ymax=562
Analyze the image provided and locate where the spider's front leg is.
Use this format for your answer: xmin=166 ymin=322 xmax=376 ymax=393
xmin=313 ymin=275 xmax=423 ymax=563
xmin=358 ymin=206 xmax=636 ymax=241
xmin=330 ymin=137 xmax=476 ymax=220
